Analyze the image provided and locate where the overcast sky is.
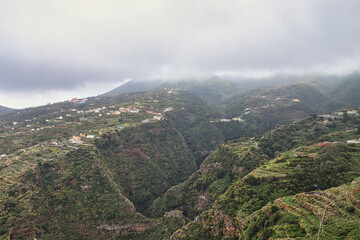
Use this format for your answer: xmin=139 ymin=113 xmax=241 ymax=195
xmin=0 ymin=0 xmax=359 ymax=108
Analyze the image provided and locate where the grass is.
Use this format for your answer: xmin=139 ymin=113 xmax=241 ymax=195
xmin=283 ymin=197 xmax=297 ymax=207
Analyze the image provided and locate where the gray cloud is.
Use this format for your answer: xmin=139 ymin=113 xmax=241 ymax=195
xmin=0 ymin=0 xmax=359 ymax=93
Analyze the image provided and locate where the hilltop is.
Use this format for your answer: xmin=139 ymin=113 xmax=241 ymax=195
xmin=0 ymin=105 xmax=15 ymax=114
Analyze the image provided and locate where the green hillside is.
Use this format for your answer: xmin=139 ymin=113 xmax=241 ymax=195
xmin=95 ymin=120 xmax=197 ymax=211
xmin=0 ymin=105 xmax=15 ymax=114
xmin=322 ymin=77 xmax=360 ymax=112
xmin=146 ymin=113 xmax=360 ymax=222
xmin=0 ymin=147 xmax=152 ymax=239
xmin=172 ymin=130 xmax=360 ymax=239
xmin=1 ymin=76 xmax=360 ymax=239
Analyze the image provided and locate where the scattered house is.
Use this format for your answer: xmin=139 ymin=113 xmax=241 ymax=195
xmin=292 ymin=98 xmax=301 ymax=102
xmin=113 ymin=111 xmax=121 ymax=115
xmin=49 ymin=141 xmax=58 ymax=146
xmin=245 ymin=107 xmax=251 ymax=111
xmin=13 ymin=122 xmax=18 ymax=125
xmin=58 ymin=116 xmax=63 ymax=120
xmin=163 ymin=107 xmax=173 ymax=112
xmin=220 ymin=119 xmax=231 ymax=122
xmin=347 ymin=110 xmax=358 ymax=115
xmin=86 ymin=135 xmax=95 ymax=139
xmin=98 ymin=114 xmax=102 ymax=117
xmin=244 ymin=111 xmax=250 ymax=115
xmin=25 ymin=119 xmax=32 ymax=122
xmin=45 ymin=119 xmax=50 ymax=122
xmin=130 ymin=108 xmax=139 ymax=113
xmin=232 ymin=117 xmax=245 ymax=122
xmin=319 ymin=114 xmax=334 ymax=119
xmin=79 ymin=117 xmax=88 ymax=121
xmin=70 ymin=109 xmax=77 ymax=112
xmin=335 ymin=111 xmax=344 ymax=116
xmin=70 ymin=97 xmax=87 ymax=104
xmin=275 ymin=97 xmax=285 ymax=101
xmin=116 ymin=126 xmax=125 ymax=130
xmin=147 ymin=110 xmax=158 ymax=115
xmin=0 ymin=154 xmax=6 ymax=158
xmin=119 ymin=107 xmax=139 ymax=113
xmin=68 ymin=136 xmax=83 ymax=144
xmin=153 ymin=115 xmax=163 ymax=120
xmin=65 ymin=114 xmax=72 ymax=117
xmin=134 ymin=102 xmax=141 ymax=106
xmin=142 ymin=119 xmax=150 ymax=124
xmin=347 ymin=139 xmax=360 ymax=144
xmin=317 ymin=142 xmax=332 ymax=147
xmin=26 ymin=125 xmax=32 ymax=127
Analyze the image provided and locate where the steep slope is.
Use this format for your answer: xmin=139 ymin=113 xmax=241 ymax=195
xmin=225 ymin=83 xmax=326 ymax=132
xmin=0 ymin=147 xmax=152 ymax=239
xmin=172 ymin=135 xmax=360 ymax=239
xmin=322 ymin=76 xmax=360 ymax=111
xmin=146 ymin=140 xmax=268 ymax=219
xmin=146 ymin=113 xmax=360 ymax=221
xmin=161 ymin=76 xmax=241 ymax=110
xmin=0 ymin=120 xmax=197 ymax=239
xmin=240 ymin=177 xmax=360 ymax=239
xmin=103 ymin=80 xmax=161 ymax=96
xmin=95 ymin=120 xmax=197 ymax=211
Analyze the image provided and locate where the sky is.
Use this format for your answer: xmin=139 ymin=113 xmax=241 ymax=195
xmin=0 ymin=0 xmax=359 ymax=108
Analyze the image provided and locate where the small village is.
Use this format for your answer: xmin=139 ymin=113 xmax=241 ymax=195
xmin=0 ymin=89 xmax=187 ymax=158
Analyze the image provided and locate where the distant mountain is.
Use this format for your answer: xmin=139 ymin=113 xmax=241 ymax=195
xmin=103 ymin=76 xmax=243 ymax=110
xmin=102 ymin=79 xmax=161 ymax=96
xmin=0 ymin=105 xmax=15 ymax=114
xmin=161 ymin=76 xmax=241 ymax=110
xmin=322 ymin=75 xmax=360 ymax=111
xmin=224 ymin=83 xmax=326 ymax=131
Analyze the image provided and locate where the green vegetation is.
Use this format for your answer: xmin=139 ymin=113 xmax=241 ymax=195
xmin=95 ymin=120 xmax=197 ymax=211
xmin=1 ymin=76 xmax=360 ymax=239
xmin=146 ymin=140 xmax=268 ymax=219
xmin=170 ymin=120 xmax=360 ymax=239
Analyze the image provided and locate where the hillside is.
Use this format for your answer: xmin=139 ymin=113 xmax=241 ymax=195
xmin=102 ymin=80 xmax=161 ymax=96
xmin=0 ymin=121 xmax=197 ymax=239
xmin=241 ymin=177 xmax=360 ymax=239
xmin=322 ymin=76 xmax=360 ymax=112
xmin=146 ymin=112 xmax=360 ymax=221
xmin=0 ymin=90 xmax=201 ymax=239
xmin=160 ymin=76 xmax=241 ymax=110
xmin=0 ymin=105 xmax=15 ymax=114
xmin=1 ymin=76 xmax=360 ymax=239
xmin=171 ymin=129 xmax=360 ymax=239
xmin=95 ymin=120 xmax=197 ymax=211
xmin=224 ymin=83 xmax=326 ymax=132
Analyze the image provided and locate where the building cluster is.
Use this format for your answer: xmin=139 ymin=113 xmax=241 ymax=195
xmin=67 ymin=98 xmax=87 ymax=104
xmin=318 ymin=139 xmax=360 ymax=147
